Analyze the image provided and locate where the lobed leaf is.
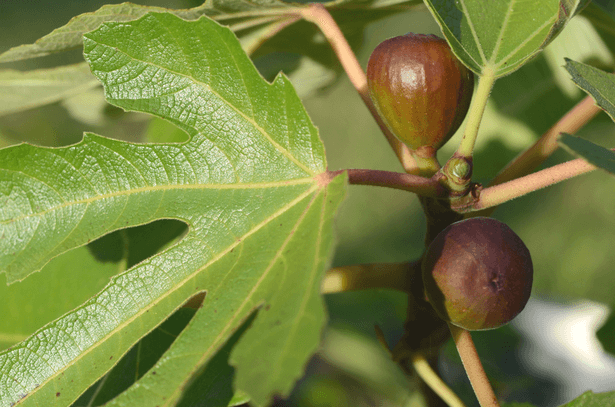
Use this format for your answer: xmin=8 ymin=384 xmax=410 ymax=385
xmin=0 ymin=12 xmax=346 ymax=407
xmin=424 ymin=0 xmax=587 ymax=77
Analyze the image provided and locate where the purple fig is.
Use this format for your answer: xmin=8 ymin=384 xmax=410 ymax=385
xmin=422 ymin=217 xmax=533 ymax=331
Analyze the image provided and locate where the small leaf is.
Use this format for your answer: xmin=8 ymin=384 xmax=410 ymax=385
xmin=424 ymin=0 xmax=586 ymax=77
xmin=558 ymin=133 xmax=615 ymax=175
xmin=541 ymin=14 xmax=613 ymax=98
xmin=565 ymin=59 xmax=615 ymax=120
xmin=560 ymin=390 xmax=615 ymax=406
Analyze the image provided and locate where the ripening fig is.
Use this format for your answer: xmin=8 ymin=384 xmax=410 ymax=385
xmin=367 ymin=33 xmax=474 ymax=151
xmin=422 ymin=217 xmax=533 ymax=331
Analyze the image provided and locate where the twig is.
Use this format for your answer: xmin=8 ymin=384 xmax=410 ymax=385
xmin=448 ymin=323 xmax=500 ymax=407
xmin=469 ymin=96 xmax=602 ymax=217
xmin=411 ymin=353 xmax=467 ymax=407
xmin=228 ymin=15 xmax=285 ymax=32
xmin=214 ymin=8 xmax=300 ymax=21
xmin=328 ymin=168 xmax=446 ymax=197
xmin=472 ymin=157 xmax=597 ymax=211
xmin=242 ymin=14 xmax=302 ymax=56
xmin=300 ymin=3 xmax=416 ymax=172
xmin=321 ymin=261 xmax=419 ymax=293
xmin=489 ymin=95 xmax=601 ymax=187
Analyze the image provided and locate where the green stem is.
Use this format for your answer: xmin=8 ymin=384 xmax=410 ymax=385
xmin=321 ymin=261 xmax=418 ymax=294
xmin=411 ymin=353 xmax=467 ymax=407
xmin=456 ymin=68 xmax=496 ymax=158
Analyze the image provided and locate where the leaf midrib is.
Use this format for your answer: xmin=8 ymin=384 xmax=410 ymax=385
xmin=0 ymin=177 xmax=314 ymax=226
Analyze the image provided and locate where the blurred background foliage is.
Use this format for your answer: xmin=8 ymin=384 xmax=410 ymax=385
xmin=1 ymin=1 xmax=615 ymax=406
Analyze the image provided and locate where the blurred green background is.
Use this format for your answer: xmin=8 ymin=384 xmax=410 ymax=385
xmin=1 ymin=1 xmax=615 ymax=406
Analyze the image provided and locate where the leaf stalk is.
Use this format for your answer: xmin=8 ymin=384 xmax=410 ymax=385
xmin=455 ymin=69 xmax=496 ymax=159
xmin=330 ymin=168 xmax=446 ymax=197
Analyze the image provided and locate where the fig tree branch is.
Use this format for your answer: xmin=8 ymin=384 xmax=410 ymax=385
xmin=300 ymin=3 xmax=417 ymax=172
xmin=330 ymin=168 xmax=446 ymax=197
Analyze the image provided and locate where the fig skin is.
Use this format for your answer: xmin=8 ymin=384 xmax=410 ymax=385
xmin=367 ymin=33 xmax=474 ymax=151
xmin=422 ymin=217 xmax=533 ymax=331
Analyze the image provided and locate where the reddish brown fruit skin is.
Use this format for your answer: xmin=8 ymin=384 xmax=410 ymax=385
xmin=422 ymin=217 xmax=533 ymax=331
xmin=367 ymin=33 xmax=474 ymax=151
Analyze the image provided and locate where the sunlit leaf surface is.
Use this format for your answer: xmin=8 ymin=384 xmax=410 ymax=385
xmin=0 ymin=13 xmax=345 ymax=407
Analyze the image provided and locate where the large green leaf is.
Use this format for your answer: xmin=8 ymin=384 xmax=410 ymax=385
xmin=0 ymin=12 xmax=346 ymax=407
xmin=0 ymin=242 xmax=121 ymax=352
xmin=424 ymin=0 xmax=587 ymax=77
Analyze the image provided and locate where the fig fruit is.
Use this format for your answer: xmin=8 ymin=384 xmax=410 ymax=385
xmin=422 ymin=217 xmax=533 ymax=331
xmin=367 ymin=33 xmax=474 ymax=151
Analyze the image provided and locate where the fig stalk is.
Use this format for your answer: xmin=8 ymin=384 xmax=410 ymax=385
xmin=449 ymin=323 xmax=500 ymax=407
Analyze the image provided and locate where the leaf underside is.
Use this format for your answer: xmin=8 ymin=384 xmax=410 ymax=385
xmin=558 ymin=133 xmax=615 ymax=174
xmin=424 ymin=0 xmax=581 ymax=77
xmin=0 ymin=12 xmax=346 ymax=407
